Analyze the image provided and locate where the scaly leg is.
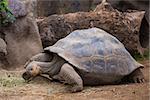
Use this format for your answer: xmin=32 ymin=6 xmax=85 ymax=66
xmin=24 ymin=52 xmax=53 ymax=68
xmin=58 ymin=63 xmax=83 ymax=92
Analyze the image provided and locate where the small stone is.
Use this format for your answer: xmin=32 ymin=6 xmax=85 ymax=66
xmin=132 ymin=91 xmax=136 ymax=94
xmin=8 ymin=75 xmax=11 ymax=77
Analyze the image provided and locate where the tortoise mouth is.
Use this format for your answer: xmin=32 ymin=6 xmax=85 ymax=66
xmin=0 ymin=52 xmax=6 ymax=57
xmin=22 ymin=72 xmax=34 ymax=82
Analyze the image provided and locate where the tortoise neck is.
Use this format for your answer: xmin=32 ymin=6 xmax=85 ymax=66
xmin=38 ymin=54 xmax=66 ymax=76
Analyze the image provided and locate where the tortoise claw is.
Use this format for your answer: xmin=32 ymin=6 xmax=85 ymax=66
xmin=141 ymin=79 xmax=145 ymax=83
xmin=67 ymin=85 xmax=83 ymax=93
xmin=132 ymin=76 xmax=145 ymax=83
xmin=128 ymin=68 xmax=145 ymax=83
xmin=139 ymin=78 xmax=145 ymax=83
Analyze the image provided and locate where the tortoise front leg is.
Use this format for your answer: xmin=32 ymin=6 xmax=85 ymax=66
xmin=30 ymin=52 xmax=53 ymax=62
xmin=58 ymin=63 xmax=83 ymax=92
xmin=24 ymin=52 xmax=53 ymax=68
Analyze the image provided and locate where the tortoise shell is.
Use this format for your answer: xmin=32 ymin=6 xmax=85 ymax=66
xmin=44 ymin=28 xmax=143 ymax=79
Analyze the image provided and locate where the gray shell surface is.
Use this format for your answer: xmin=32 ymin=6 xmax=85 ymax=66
xmin=44 ymin=28 xmax=143 ymax=77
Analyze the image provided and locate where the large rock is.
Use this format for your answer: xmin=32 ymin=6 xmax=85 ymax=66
xmin=0 ymin=0 xmax=42 ymax=69
xmin=0 ymin=38 xmax=7 ymax=69
xmin=8 ymin=0 xmax=28 ymax=17
xmin=38 ymin=2 xmax=144 ymax=54
xmin=0 ymin=38 xmax=7 ymax=57
xmin=92 ymin=0 xmax=149 ymax=48
xmin=1 ymin=13 xmax=43 ymax=69
xmin=35 ymin=0 xmax=149 ymax=48
xmin=8 ymin=0 xmax=37 ymax=17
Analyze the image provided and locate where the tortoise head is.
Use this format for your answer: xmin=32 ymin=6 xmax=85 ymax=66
xmin=22 ymin=61 xmax=42 ymax=81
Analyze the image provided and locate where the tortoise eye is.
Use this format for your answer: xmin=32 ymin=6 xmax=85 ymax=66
xmin=30 ymin=68 xmax=33 ymax=71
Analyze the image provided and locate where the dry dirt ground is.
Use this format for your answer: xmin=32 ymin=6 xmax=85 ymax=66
xmin=0 ymin=60 xmax=149 ymax=100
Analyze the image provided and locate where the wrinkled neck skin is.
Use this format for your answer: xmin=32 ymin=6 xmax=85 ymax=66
xmin=36 ymin=54 xmax=66 ymax=76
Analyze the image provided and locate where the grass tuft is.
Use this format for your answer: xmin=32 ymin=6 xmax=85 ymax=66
xmin=0 ymin=76 xmax=25 ymax=87
xmin=133 ymin=50 xmax=149 ymax=61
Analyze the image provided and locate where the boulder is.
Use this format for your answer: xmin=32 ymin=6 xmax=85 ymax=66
xmin=8 ymin=0 xmax=28 ymax=17
xmin=91 ymin=0 xmax=149 ymax=48
xmin=0 ymin=38 xmax=7 ymax=69
xmin=8 ymin=0 xmax=37 ymax=17
xmin=0 ymin=38 xmax=7 ymax=56
xmin=0 ymin=5 xmax=43 ymax=68
xmin=35 ymin=0 xmax=149 ymax=48
xmin=0 ymin=0 xmax=42 ymax=69
xmin=1 ymin=13 xmax=43 ymax=69
xmin=38 ymin=2 xmax=145 ymax=54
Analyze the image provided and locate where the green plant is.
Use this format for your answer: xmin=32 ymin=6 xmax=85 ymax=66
xmin=0 ymin=0 xmax=15 ymax=26
xmin=0 ymin=76 xmax=25 ymax=87
xmin=133 ymin=50 xmax=150 ymax=61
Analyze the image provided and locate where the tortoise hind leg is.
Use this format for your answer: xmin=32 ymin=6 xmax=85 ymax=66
xmin=122 ymin=68 xmax=145 ymax=83
xmin=58 ymin=63 xmax=83 ymax=92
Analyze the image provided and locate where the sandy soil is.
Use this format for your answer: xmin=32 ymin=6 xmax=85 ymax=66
xmin=0 ymin=60 xmax=149 ymax=100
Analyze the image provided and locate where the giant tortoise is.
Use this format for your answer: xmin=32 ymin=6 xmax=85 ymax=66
xmin=22 ymin=28 xmax=144 ymax=92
